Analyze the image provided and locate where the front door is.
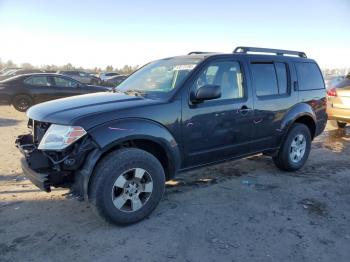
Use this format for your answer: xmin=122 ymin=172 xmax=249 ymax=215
xmin=182 ymin=58 xmax=254 ymax=167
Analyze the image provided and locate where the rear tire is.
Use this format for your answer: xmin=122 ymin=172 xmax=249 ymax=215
xmin=337 ymin=121 xmax=347 ymax=128
xmin=273 ymin=123 xmax=311 ymax=171
xmin=88 ymin=148 xmax=165 ymax=225
xmin=13 ymin=95 xmax=33 ymax=112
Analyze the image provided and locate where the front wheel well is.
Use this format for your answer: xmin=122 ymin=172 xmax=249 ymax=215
xmin=98 ymin=139 xmax=174 ymax=181
xmin=294 ymin=115 xmax=316 ymax=139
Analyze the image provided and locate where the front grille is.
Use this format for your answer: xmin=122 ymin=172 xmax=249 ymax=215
xmin=28 ymin=119 xmax=50 ymax=145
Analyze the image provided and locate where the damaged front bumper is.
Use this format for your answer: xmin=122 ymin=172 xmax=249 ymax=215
xmin=16 ymin=134 xmax=52 ymax=192
xmin=15 ymin=133 xmax=99 ymax=196
xmin=20 ymin=157 xmax=51 ymax=192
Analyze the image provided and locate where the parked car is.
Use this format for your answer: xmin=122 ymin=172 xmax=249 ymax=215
xmin=324 ymin=75 xmax=345 ymax=89
xmin=0 ymin=69 xmax=43 ymax=81
xmin=99 ymin=72 xmax=120 ymax=81
xmin=16 ymin=47 xmax=327 ymax=225
xmin=106 ymin=74 xmax=128 ymax=86
xmin=0 ymin=73 xmax=110 ymax=111
xmin=327 ymin=77 xmax=350 ymax=128
xmin=58 ymin=70 xmax=101 ymax=85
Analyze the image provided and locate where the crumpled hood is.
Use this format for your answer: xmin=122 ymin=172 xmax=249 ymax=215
xmin=27 ymin=92 xmax=158 ymax=129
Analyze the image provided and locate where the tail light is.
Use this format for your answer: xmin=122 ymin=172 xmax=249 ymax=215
xmin=327 ymin=88 xmax=337 ymax=97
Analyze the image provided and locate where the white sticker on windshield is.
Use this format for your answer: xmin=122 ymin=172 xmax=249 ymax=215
xmin=174 ymin=64 xmax=196 ymax=71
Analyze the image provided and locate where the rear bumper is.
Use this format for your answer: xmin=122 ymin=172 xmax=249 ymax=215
xmin=327 ymin=106 xmax=350 ymax=123
xmin=20 ymin=157 xmax=51 ymax=192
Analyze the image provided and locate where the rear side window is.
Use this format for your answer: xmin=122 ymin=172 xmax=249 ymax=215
xmin=53 ymin=76 xmax=79 ymax=87
xmin=251 ymin=62 xmax=288 ymax=96
xmin=295 ymin=62 xmax=325 ymax=90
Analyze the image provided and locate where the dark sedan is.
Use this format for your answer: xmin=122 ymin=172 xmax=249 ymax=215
xmin=0 ymin=73 xmax=110 ymax=112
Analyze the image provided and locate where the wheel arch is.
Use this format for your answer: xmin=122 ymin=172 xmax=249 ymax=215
xmin=11 ymin=92 xmax=34 ymax=103
xmin=280 ymin=103 xmax=317 ymax=140
xmin=78 ymin=118 xmax=181 ymax=199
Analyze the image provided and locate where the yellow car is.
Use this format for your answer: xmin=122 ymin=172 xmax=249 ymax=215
xmin=327 ymin=77 xmax=350 ymax=128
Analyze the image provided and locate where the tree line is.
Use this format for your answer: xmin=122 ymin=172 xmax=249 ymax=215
xmin=0 ymin=58 xmax=139 ymax=75
xmin=0 ymin=57 xmax=348 ymax=77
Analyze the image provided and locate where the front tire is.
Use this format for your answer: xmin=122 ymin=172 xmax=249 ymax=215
xmin=13 ymin=95 xmax=33 ymax=112
xmin=273 ymin=123 xmax=311 ymax=171
xmin=337 ymin=121 xmax=347 ymax=128
xmin=88 ymin=148 xmax=165 ymax=225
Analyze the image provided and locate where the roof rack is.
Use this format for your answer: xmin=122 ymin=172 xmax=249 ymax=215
xmin=187 ymin=51 xmax=214 ymax=55
xmin=233 ymin=46 xmax=307 ymax=58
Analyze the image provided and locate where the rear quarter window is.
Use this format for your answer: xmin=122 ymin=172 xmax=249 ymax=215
xmin=295 ymin=62 xmax=325 ymax=90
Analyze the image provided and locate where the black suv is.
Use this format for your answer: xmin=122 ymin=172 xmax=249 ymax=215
xmin=16 ymin=47 xmax=327 ymax=224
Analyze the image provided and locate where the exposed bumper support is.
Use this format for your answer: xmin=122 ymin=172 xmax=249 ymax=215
xmin=20 ymin=157 xmax=51 ymax=192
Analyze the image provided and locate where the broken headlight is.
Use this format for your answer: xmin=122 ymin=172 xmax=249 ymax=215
xmin=38 ymin=124 xmax=87 ymax=150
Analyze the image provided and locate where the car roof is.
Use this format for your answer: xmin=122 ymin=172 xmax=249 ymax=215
xmin=6 ymin=73 xmax=81 ymax=81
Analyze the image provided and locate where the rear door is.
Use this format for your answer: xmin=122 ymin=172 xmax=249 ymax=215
xmin=249 ymin=58 xmax=297 ymax=151
xmin=50 ymin=75 xmax=84 ymax=99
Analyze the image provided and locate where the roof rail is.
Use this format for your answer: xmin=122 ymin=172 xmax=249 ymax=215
xmin=233 ymin=46 xmax=307 ymax=58
xmin=187 ymin=51 xmax=214 ymax=55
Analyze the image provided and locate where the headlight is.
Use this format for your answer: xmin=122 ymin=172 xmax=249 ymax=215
xmin=38 ymin=124 xmax=87 ymax=150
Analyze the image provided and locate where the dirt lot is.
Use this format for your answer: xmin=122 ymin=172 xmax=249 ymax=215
xmin=0 ymin=105 xmax=350 ymax=262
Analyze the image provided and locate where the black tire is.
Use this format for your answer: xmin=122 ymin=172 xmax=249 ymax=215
xmin=88 ymin=148 xmax=165 ymax=225
xmin=13 ymin=95 xmax=33 ymax=112
xmin=337 ymin=121 xmax=347 ymax=128
xmin=273 ymin=123 xmax=311 ymax=171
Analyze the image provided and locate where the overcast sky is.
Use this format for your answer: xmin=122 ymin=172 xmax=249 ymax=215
xmin=0 ymin=0 xmax=349 ymax=69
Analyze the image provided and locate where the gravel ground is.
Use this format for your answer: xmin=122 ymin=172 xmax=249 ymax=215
xmin=0 ymin=105 xmax=350 ymax=262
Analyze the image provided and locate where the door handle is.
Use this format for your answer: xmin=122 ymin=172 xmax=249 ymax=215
xmin=238 ymin=105 xmax=251 ymax=116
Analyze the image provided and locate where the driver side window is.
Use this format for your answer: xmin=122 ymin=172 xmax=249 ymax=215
xmin=193 ymin=61 xmax=244 ymax=100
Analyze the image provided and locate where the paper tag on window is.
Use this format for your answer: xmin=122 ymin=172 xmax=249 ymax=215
xmin=174 ymin=64 xmax=196 ymax=71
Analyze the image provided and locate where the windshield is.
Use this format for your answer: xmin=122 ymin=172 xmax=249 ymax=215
xmin=116 ymin=57 xmax=202 ymax=95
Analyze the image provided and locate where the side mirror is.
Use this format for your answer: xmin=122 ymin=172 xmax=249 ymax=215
xmin=192 ymin=85 xmax=221 ymax=103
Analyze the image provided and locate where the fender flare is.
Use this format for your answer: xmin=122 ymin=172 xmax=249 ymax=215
xmin=76 ymin=118 xmax=181 ymax=199
xmin=280 ymin=102 xmax=316 ymax=138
